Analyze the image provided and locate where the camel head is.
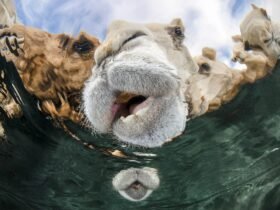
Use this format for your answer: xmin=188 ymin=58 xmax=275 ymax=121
xmin=83 ymin=18 xmax=198 ymax=147
xmin=186 ymin=47 xmax=242 ymax=117
xmin=0 ymin=24 xmax=100 ymax=103
xmin=0 ymin=25 xmax=100 ymax=122
xmin=240 ymin=4 xmax=280 ymax=60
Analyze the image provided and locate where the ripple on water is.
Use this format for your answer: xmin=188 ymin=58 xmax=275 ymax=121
xmin=1 ymin=65 xmax=280 ymax=209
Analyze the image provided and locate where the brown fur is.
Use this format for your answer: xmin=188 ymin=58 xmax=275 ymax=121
xmin=0 ymin=24 xmax=100 ymax=122
xmin=186 ymin=47 xmax=244 ymax=117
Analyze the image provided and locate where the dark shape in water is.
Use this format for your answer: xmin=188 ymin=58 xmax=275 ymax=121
xmin=0 ymin=56 xmax=57 ymax=143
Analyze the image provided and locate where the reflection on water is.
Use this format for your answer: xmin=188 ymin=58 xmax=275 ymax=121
xmin=0 ymin=62 xmax=280 ymax=209
xmin=112 ymin=167 xmax=160 ymax=202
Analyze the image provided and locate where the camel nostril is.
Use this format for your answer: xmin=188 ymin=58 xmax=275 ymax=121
xmin=122 ymin=31 xmax=147 ymax=46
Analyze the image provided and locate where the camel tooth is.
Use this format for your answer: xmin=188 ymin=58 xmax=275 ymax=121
xmin=135 ymin=107 xmax=149 ymax=116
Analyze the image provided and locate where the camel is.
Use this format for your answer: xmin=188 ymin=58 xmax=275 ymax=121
xmin=240 ymin=4 xmax=280 ymax=61
xmin=188 ymin=4 xmax=279 ymax=119
xmin=83 ymin=15 xmax=278 ymax=148
xmin=186 ymin=44 xmax=276 ymax=118
xmin=0 ymin=24 xmax=100 ymax=123
xmin=185 ymin=47 xmax=244 ymax=117
xmin=83 ymin=19 xmax=198 ymax=148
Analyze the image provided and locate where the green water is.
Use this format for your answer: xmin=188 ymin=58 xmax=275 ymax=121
xmin=1 ymin=62 xmax=280 ymax=210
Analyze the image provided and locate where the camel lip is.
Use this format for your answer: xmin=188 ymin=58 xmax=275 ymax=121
xmin=111 ymin=93 xmax=153 ymax=123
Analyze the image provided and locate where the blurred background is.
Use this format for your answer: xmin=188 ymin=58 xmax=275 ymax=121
xmin=15 ymin=0 xmax=279 ymax=65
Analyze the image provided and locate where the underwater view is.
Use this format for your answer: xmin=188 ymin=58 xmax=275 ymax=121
xmin=1 ymin=0 xmax=280 ymax=210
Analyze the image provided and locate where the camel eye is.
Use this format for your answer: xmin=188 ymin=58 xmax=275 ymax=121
xmin=174 ymin=27 xmax=183 ymax=37
xmin=73 ymin=40 xmax=94 ymax=54
xmin=167 ymin=26 xmax=185 ymax=47
xmin=263 ymin=38 xmax=271 ymax=44
xmin=198 ymin=63 xmax=211 ymax=75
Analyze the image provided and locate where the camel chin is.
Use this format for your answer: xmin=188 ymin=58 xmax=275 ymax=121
xmin=83 ymin=19 xmax=197 ymax=148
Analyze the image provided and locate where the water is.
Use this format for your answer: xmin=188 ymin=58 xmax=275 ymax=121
xmin=1 ymin=61 xmax=280 ymax=210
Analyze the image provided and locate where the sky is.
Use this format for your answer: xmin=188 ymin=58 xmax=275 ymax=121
xmin=14 ymin=0 xmax=278 ymax=67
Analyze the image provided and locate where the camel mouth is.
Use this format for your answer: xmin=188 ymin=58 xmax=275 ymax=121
xmin=112 ymin=92 xmax=151 ymax=122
